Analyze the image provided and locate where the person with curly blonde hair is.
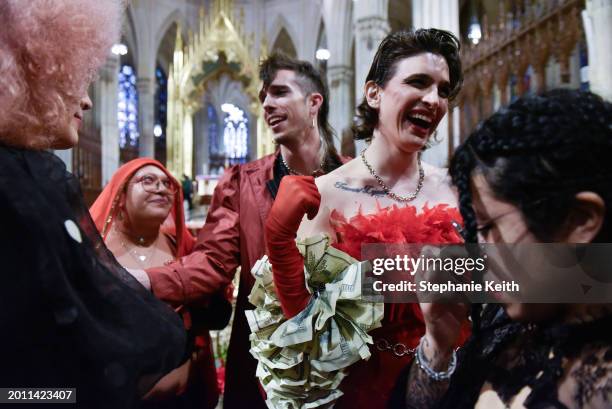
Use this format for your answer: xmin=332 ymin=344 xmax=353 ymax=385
xmin=0 ymin=2 xmax=188 ymax=407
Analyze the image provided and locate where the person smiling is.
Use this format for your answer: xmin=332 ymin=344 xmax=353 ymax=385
xmin=255 ymin=29 xmax=470 ymax=408
xmin=398 ymin=89 xmax=612 ymax=409
xmin=92 ymin=161 xmax=186 ymax=270
xmin=126 ymin=53 xmax=346 ymax=409
xmin=90 ymin=158 xmax=220 ymax=409
xmin=0 ymin=1 xmax=186 ymax=407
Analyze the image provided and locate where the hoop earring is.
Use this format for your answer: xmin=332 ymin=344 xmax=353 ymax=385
xmin=312 ymin=117 xmax=316 ymax=128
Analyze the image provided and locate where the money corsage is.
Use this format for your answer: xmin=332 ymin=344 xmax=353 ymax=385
xmin=246 ymin=234 xmax=384 ymax=409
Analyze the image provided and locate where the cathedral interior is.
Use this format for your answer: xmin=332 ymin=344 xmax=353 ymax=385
xmin=4 ymin=1 xmax=611 ymax=406
xmin=61 ymin=0 xmax=611 ymax=207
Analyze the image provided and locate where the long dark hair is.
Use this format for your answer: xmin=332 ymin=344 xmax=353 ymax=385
xmin=352 ymin=29 xmax=462 ymax=141
xmin=450 ymin=89 xmax=612 ymax=243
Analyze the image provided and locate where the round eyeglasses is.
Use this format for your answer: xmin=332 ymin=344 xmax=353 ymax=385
xmin=135 ymin=174 xmax=177 ymax=195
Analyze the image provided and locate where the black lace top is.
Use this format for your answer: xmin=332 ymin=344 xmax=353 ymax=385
xmin=0 ymin=145 xmax=187 ymax=408
xmin=438 ymin=305 xmax=612 ymax=409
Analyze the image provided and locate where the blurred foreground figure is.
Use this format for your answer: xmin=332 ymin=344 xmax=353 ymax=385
xmin=398 ymin=89 xmax=612 ymax=409
xmin=0 ymin=2 xmax=187 ymax=407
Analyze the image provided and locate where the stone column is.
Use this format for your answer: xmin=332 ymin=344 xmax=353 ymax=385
xmin=137 ymin=76 xmax=156 ymax=158
xmin=327 ymin=65 xmax=354 ymax=150
xmin=412 ymin=0 xmax=459 ymax=167
xmin=583 ymin=0 xmax=612 ymax=101
xmin=354 ymin=0 xmax=390 ymax=153
xmin=323 ymin=0 xmax=354 ymax=151
xmin=97 ymin=54 xmax=120 ymax=185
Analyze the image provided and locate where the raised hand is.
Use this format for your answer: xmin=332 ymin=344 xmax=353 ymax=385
xmin=265 ymin=176 xmax=321 ymax=240
xmin=415 ymin=245 xmax=470 ymax=353
xmin=265 ymin=176 xmax=321 ymax=318
xmin=420 ymin=301 xmax=469 ymax=354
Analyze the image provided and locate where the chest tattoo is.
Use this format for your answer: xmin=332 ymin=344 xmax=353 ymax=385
xmin=334 ymin=181 xmax=386 ymax=197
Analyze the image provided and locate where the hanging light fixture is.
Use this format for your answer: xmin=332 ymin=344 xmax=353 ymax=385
xmin=153 ymin=124 xmax=163 ymax=137
xmin=315 ymin=48 xmax=330 ymax=61
xmin=468 ymin=15 xmax=482 ymax=45
xmin=111 ymin=43 xmax=128 ymax=56
xmin=467 ymin=0 xmax=482 ymax=45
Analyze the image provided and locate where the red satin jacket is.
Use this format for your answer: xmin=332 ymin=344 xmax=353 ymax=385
xmin=147 ymin=152 xmax=278 ymax=409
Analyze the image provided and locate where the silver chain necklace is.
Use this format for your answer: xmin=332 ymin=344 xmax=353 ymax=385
xmin=280 ymin=154 xmax=325 ymax=176
xmin=120 ymin=238 xmax=159 ymax=265
xmin=111 ymin=227 xmax=159 ymax=266
xmin=360 ymin=148 xmax=425 ymax=203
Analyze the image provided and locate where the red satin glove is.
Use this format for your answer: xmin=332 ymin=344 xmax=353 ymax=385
xmin=265 ymin=176 xmax=321 ymax=318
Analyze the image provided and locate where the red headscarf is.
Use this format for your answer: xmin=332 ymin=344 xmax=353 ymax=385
xmin=89 ymin=158 xmax=195 ymax=257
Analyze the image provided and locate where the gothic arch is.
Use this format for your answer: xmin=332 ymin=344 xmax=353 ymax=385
xmin=155 ymin=9 xmax=182 ymax=53
xmin=315 ymin=18 xmax=327 ymax=66
xmin=156 ymin=20 xmax=178 ymax=74
xmin=268 ymin=14 xmax=299 ymax=56
xmin=271 ymin=27 xmax=297 ymax=58
xmin=315 ymin=18 xmax=326 ymax=50
xmin=167 ymin=0 xmax=267 ymax=177
xmin=123 ymin=5 xmax=139 ymax=66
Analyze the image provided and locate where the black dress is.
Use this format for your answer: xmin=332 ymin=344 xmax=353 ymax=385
xmin=438 ymin=305 xmax=612 ymax=408
xmin=390 ymin=304 xmax=612 ymax=408
xmin=0 ymin=145 xmax=187 ymax=408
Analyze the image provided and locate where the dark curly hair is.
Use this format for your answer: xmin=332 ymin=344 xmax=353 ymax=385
xmin=352 ymin=29 xmax=462 ymax=141
xmin=449 ymin=89 xmax=612 ymax=244
xmin=259 ymin=52 xmax=338 ymax=166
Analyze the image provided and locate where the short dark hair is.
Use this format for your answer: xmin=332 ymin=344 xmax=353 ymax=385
xmin=259 ymin=52 xmax=338 ymax=165
xmin=450 ymin=89 xmax=612 ymax=243
xmin=352 ymin=29 xmax=463 ymax=141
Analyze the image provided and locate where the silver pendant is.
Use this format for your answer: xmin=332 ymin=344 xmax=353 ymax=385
xmin=139 ymin=255 xmax=146 ymax=261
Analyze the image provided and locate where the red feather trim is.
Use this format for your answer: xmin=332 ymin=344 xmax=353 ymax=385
xmin=330 ymin=203 xmax=463 ymax=260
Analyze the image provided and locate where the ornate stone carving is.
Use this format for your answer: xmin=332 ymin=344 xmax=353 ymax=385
xmin=167 ymin=0 xmax=268 ymax=176
xmin=460 ymin=0 xmax=586 ymax=138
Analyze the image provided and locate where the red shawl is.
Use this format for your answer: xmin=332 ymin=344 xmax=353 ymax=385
xmin=89 ymin=158 xmax=195 ymax=257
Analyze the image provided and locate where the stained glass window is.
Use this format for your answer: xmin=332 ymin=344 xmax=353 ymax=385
xmin=118 ymin=65 xmax=139 ymax=148
xmin=154 ymin=66 xmax=167 ymax=140
xmin=221 ymin=103 xmax=248 ymax=165
xmin=154 ymin=66 xmax=167 ymax=164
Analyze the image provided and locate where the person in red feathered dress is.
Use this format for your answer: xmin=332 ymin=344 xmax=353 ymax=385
xmin=264 ymin=29 xmax=471 ymax=408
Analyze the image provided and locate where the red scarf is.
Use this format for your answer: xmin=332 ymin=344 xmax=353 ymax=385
xmin=89 ymin=158 xmax=195 ymax=257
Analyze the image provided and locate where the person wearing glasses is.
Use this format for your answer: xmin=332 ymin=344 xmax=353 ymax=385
xmin=395 ymin=89 xmax=612 ymax=408
xmin=90 ymin=159 xmax=194 ymax=284
xmin=90 ymin=158 xmax=219 ymax=409
xmin=121 ymin=53 xmax=346 ymax=409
